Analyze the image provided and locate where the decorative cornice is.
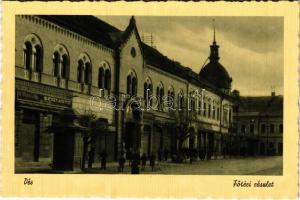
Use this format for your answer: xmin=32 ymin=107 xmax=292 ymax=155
xmin=19 ymin=15 xmax=114 ymax=55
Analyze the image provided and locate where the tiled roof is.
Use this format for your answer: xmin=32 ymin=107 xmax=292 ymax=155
xmin=37 ymin=15 xmax=121 ymax=48
xmin=37 ymin=15 xmax=229 ymax=96
xmin=237 ymin=95 xmax=283 ymax=115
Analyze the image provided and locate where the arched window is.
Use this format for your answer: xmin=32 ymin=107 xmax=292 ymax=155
xmin=77 ymin=53 xmax=92 ymax=85
xmin=35 ymin=45 xmax=43 ymax=73
xmin=212 ymin=104 xmax=216 ymax=119
xmin=23 ymin=34 xmax=43 ymax=73
xmin=84 ymin=62 xmax=91 ymax=84
xmin=167 ymin=86 xmax=175 ymax=110
xmin=98 ymin=67 xmax=104 ymax=88
xmin=98 ymin=61 xmax=111 ymax=90
xmin=208 ymin=102 xmax=211 ymax=118
xmin=156 ymin=82 xmax=164 ymax=111
xmin=61 ymin=54 xmax=69 ymax=79
xmin=77 ymin=60 xmax=84 ymax=83
xmin=24 ymin=42 xmax=32 ymax=70
xmin=127 ymin=75 xmax=132 ymax=94
xmin=178 ymin=90 xmax=184 ymax=110
xmin=144 ymin=78 xmax=153 ymax=107
xmin=53 ymin=52 xmax=60 ymax=77
xmin=52 ymin=44 xmax=69 ymax=80
xmin=132 ymin=77 xmax=137 ymax=95
xmin=126 ymin=70 xmax=137 ymax=96
xmin=104 ymin=69 xmax=111 ymax=90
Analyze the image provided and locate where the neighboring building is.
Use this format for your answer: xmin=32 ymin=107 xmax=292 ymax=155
xmin=232 ymin=91 xmax=283 ymax=156
xmin=15 ymin=15 xmax=280 ymax=172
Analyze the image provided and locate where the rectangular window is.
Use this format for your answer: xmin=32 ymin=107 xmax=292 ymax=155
xmin=203 ymin=103 xmax=206 ymax=117
xmin=250 ymin=124 xmax=254 ymax=134
xmin=261 ymin=124 xmax=266 ymax=134
xmin=198 ymin=100 xmax=201 ymax=115
xmin=270 ymin=124 xmax=275 ymax=134
xmin=241 ymin=124 xmax=246 ymax=133
xmin=208 ymin=104 xmax=211 ymax=118
xmin=212 ymin=105 xmax=215 ymax=119
xmin=217 ymin=107 xmax=219 ymax=120
xmin=279 ymin=124 xmax=283 ymax=133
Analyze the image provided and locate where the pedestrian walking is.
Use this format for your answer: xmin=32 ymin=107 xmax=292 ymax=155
xmin=150 ymin=153 xmax=156 ymax=171
xmin=189 ymin=148 xmax=193 ymax=163
xmin=131 ymin=151 xmax=140 ymax=174
xmin=88 ymin=149 xmax=94 ymax=168
xmin=100 ymin=150 xmax=107 ymax=170
xmin=141 ymin=153 xmax=147 ymax=171
xmin=118 ymin=154 xmax=126 ymax=172
xmin=164 ymin=148 xmax=169 ymax=161
xmin=126 ymin=149 xmax=133 ymax=166
xmin=157 ymin=148 xmax=162 ymax=161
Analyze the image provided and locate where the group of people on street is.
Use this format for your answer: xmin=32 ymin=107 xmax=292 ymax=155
xmin=86 ymin=147 xmax=173 ymax=173
xmin=157 ymin=147 xmax=169 ymax=161
xmin=119 ymin=151 xmax=157 ymax=174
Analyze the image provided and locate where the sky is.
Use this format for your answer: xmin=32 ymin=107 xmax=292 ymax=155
xmin=99 ymin=16 xmax=283 ymax=96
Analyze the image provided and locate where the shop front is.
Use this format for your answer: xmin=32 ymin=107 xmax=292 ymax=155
xmin=15 ymin=79 xmax=75 ymax=171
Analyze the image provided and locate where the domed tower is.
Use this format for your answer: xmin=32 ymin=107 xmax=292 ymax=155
xmin=199 ymin=20 xmax=232 ymax=93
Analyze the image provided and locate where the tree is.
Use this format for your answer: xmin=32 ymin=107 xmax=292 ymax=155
xmin=78 ymin=111 xmax=108 ymax=170
xmin=171 ymin=99 xmax=197 ymax=163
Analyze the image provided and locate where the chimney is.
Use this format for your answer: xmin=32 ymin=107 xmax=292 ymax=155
xmin=271 ymin=86 xmax=275 ymax=97
xmin=271 ymin=91 xmax=276 ymax=97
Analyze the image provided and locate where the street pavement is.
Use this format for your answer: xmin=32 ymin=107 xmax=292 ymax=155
xmin=83 ymin=156 xmax=282 ymax=175
xmin=16 ymin=156 xmax=282 ymax=175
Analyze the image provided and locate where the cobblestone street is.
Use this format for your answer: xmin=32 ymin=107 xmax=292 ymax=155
xmin=82 ymin=156 xmax=283 ymax=175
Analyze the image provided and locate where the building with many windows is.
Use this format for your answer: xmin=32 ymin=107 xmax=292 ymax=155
xmin=232 ymin=91 xmax=283 ymax=156
xmin=15 ymin=15 xmax=280 ymax=172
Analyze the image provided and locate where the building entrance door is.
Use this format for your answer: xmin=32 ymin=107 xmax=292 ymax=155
xmin=52 ymin=131 xmax=75 ymax=170
xmin=125 ymin=122 xmax=141 ymax=153
xmin=21 ymin=110 xmax=40 ymax=162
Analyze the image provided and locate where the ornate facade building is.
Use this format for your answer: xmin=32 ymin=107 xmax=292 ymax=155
xmin=15 ymin=15 xmax=280 ymax=172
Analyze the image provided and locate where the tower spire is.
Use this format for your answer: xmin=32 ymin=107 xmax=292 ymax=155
xmin=209 ymin=18 xmax=220 ymax=62
xmin=213 ymin=18 xmax=216 ymax=43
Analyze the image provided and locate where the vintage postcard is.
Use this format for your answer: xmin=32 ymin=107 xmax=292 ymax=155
xmin=1 ymin=1 xmax=299 ymax=198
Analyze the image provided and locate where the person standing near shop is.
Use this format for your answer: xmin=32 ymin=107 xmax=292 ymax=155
xmin=150 ymin=153 xmax=156 ymax=172
xmin=118 ymin=154 xmax=126 ymax=172
xmin=141 ymin=153 xmax=147 ymax=171
xmin=100 ymin=150 xmax=107 ymax=170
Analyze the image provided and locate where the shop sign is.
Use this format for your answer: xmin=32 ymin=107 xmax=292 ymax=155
xmin=16 ymin=90 xmax=72 ymax=107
